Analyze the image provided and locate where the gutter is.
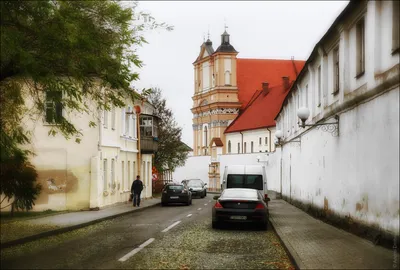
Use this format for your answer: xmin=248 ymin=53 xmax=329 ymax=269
xmin=266 ymin=127 xmax=272 ymax=152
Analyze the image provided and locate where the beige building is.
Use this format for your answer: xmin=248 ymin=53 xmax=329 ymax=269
xmin=1 ymin=86 xmax=159 ymax=211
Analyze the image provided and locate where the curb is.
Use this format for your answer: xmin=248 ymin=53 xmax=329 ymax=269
xmin=1 ymin=202 xmax=161 ymax=249
xmin=269 ymin=215 xmax=304 ymax=270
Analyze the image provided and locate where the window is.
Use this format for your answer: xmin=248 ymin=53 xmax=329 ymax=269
xmin=393 ymin=0 xmax=399 ymax=52
xmin=317 ymin=66 xmax=322 ymax=105
xmin=228 ymin=140 xmax=231 ymax=153
xmin=244 ymin=142 xmax=247 ymax=153
xmin=111 ymin=106 xmax=116 ymax=129
xmin=127 ymin=161 xmax=130 ymax=190
xmin=333 ymin=47 xmax=339 ymax=94
xmin=237 ymin=143 xmax=240 ymax=154
xmin=104 ymin=110 xmax=108 ymax=128
xmin=356 ymin=18 xmax=365 ymax=76
xmin=125 ymin=107 xmax=130 ymax=135
xmin=226 ymin=174 xmax=263 ymax=190
xmin=251 ymin=141 xmax=254 ymax=153
xmin=103 ymin=159 xmax=108 ymax=190
xmin=305 ymin=84 xmax=309 ymax=107
xmin=259 ymin=137 xmax=262 ymax=145
xmin=111 ymin=159 xmax=115 ymax=187
xmin=225 ymin=71 xmax=231 ymax=85
xmin=45 ymin=91 xmax=63 ymax=124
xmin=140 ymin=116 xmax=154 ymax=137
xmin=265 ymin=137 xmax=268 ymax=145
xmin=121 ymin=161 xmax=125 ymax=191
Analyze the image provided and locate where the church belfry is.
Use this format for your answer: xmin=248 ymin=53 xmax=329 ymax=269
xmin=191 ymin=28 xmax=241 ymax=156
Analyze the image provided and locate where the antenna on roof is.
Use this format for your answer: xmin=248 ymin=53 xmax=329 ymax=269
xmin=207 ymin=25 xmax=210 ymax=39
xmin=224 ymin=18 xmax=228 ymax=31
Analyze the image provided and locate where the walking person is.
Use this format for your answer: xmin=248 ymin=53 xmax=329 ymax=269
xmin=131 ymin=175 xmax=144 ymax=207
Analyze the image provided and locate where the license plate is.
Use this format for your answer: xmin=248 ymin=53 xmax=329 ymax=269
xmin=230 ymin=216 xmax=247 ymax=220
xmin=170 ymin=196 xmax=179 ymax=199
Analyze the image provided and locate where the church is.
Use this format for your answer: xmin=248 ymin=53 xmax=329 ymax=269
xmin=191 ymin=29 xmax=305 ymax=157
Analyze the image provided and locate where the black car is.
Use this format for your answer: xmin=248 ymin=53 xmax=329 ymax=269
xmin=161 ymin=183 xmax=192 ymax=206
xmin=212 ymin=188 xmax=269 ymax=230
xmin=182 ymin=179 xmax=207 ymax=198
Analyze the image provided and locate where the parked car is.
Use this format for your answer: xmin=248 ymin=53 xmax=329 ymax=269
xmin=161 ymin=183 xmax=192 ymax=206
xmin=183 ymin=179 xmax=207 ymax=198
xmin=221 ymin=165 xmax=270 ymax=203
xmin=212 ymin=188 xmax=269 ymax=230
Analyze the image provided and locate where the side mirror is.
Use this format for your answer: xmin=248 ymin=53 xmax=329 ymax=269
xmin=189 ymin=188 xmax=193 ymax=191
xmin=204 ymin=183 xmax=207 ymax=186
xmin=213 ymin=195 xmax=220 ymax=200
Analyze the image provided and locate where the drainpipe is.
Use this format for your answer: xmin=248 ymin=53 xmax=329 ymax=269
xmin=266 ymin=127 xmax=272 ymax=152
xmin=137 ymin=110 xmax=141 ymax=178
xmin=240 ymin=131 xmax=244 ymax=153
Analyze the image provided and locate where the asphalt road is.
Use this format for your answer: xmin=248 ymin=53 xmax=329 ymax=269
xmin=1 ymin=195 xmax=294 ymax=269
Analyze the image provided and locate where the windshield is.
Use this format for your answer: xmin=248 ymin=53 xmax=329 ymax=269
xmin=187 ymin=181 xmax=202 ymax=187
xmin=168 ymin=185 xmax=184 ymax=190
xmin=221 ymin=189 xmax=258 ymax=199
xmin=226 ymin=174 xmax=263 ymax=190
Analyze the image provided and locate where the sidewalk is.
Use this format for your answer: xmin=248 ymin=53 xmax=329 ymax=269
xmin=269 ymin=199 xmax=395 ymax=269
xmin=0 ymin=197 xmax=160 ymax=249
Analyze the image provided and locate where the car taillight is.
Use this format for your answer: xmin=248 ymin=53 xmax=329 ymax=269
xmin=214 ymin=201 xmax=223 ymax=209
xmin=255 ymin=203 xmax=265 ymax=209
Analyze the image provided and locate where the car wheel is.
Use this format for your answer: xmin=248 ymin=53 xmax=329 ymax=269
xmin=212 ymin=221 xmax=219 ymax=229
xmin=161 ymin=202 xmax=167 ymax=207
xmin=261 ymin=221 xmax=268 ymax=231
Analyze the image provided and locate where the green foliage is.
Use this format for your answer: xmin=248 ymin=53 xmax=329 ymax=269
xmin=0 ymin=0 xmax=172 ymax=212
xmin=148 ymin=88 xmax=189 ymax=173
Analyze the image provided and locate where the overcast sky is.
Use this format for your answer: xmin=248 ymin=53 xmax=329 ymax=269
xmin=132 ymin=0 xmax=349 ymax=147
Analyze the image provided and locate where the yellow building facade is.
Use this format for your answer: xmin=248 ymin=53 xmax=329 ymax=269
xmin=192 ymin=31 xmax=241 ymax=156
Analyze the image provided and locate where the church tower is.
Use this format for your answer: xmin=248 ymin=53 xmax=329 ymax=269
xmin=191 ymin=29 xmax=241 ymax=156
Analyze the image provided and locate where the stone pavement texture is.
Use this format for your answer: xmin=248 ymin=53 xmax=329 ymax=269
xmin=269 ymin=199 xmax=396 ymax=269
xmin=1 ymin=197 xmax=160 ymax=248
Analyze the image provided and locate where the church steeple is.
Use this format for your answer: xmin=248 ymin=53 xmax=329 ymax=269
xmin=215 ymin=27 xmax=237 ymax=53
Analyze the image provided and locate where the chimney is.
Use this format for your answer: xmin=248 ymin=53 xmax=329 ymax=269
xmin=282 ymin=76 xmax=290 ymax=90
xmin=262 ymin=82 xmax=269 ymax=96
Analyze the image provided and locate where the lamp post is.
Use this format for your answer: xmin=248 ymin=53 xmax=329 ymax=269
xmin=297 ymin=107 xmax=339 ymax=136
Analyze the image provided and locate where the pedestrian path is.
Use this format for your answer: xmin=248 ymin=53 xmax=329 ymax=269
xmin=1 ymin=197 xmax=160 ymax=248
xmin=269 ymin=199 xmax=395 ymax=269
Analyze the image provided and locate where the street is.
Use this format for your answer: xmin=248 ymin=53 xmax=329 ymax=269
xmin=1 ymin=195 xmax=294 ymax=269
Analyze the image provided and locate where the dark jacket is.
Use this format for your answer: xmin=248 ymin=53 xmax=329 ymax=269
xmin=131 ymin=179 xmax=143 ymax=193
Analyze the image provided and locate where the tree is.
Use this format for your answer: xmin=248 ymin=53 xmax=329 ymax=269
xmin=148 ymin=88 xmax=189 ymax=173
xmin=0 ymin=1 xmax=172 ymax=211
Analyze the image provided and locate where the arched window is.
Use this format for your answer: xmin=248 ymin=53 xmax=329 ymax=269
xmin=225 ymin=71 xmax=231 ymax=85
xmin=204 ymin=126 xmax=208 ymax=155
xmin=228 ymin=140 xmax=231 ymax=153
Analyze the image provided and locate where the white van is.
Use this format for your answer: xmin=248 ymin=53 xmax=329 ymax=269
xmin=221 ymin=165 xmax=269 ymax=202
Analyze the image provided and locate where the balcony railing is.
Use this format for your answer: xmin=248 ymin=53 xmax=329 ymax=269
xmin=140 ymin=136 xmax=159 ymax=154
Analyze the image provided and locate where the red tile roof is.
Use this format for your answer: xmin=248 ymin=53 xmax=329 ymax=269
xmin=225 ymin=83 xmax=294 ymax=133
xmin=224 ymin=59 xmax=305 ymax=134
xmin=236 ymin=58 xmax=305 ymax=109
xmin=210 ymin=137 xmax=224 ymax=147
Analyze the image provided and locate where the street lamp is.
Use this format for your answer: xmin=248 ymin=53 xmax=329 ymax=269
xmin=275 ymin=130 xmax=283 ymax=145
xmin=274 ymin=129 xmax=300 ymax=146
xmin=297 ymin=107 xmax=339 ymax=136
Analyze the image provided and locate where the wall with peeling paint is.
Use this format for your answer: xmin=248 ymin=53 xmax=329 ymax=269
xmin=274 ymin=0 xmax=400 ymax=235
xmin=0 ymin=84 xmax=155 ymax=211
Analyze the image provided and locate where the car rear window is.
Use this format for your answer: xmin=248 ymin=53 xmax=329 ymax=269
xmin=221 ymin=189 xmax=258 ymax=199
xmin=226 ymin=174 xmax=263 ymax=190
xmin=168 ymin=185 xmax=184 ymax=190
